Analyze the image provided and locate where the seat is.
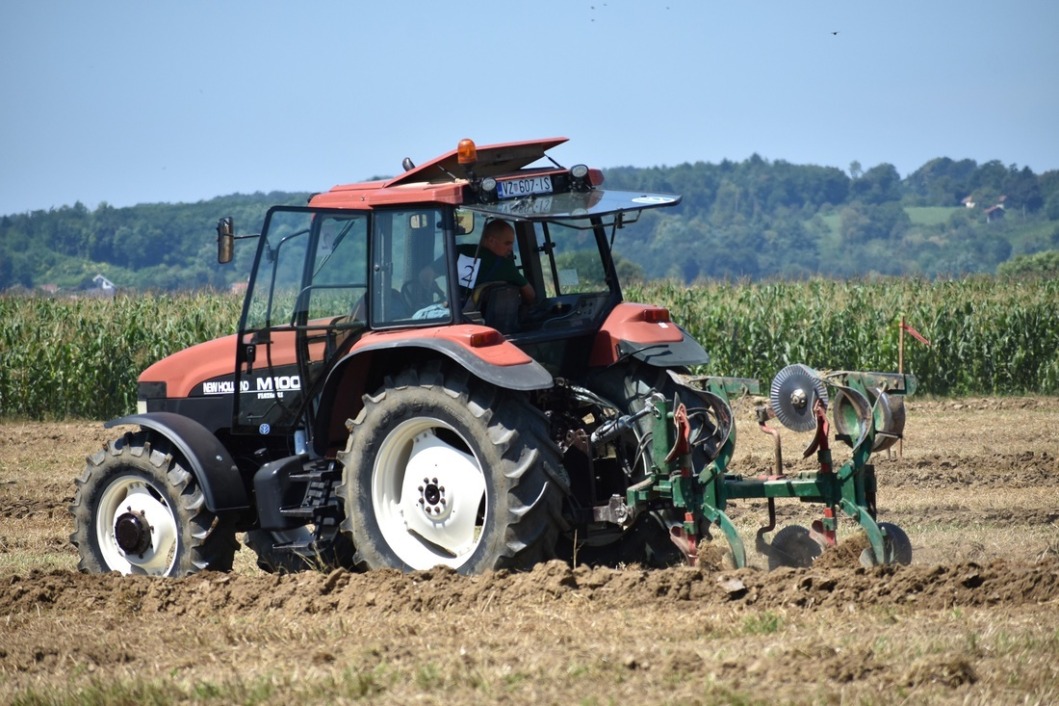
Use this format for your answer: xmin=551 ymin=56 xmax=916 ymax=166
xmin=474 ymin=282 xmax=522 ymax=333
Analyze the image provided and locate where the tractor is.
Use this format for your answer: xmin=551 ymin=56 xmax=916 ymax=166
xmin=71 ymin=137 xmax=913 ymax=577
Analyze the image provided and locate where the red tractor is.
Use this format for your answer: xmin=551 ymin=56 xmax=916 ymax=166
xmin=71 ymin=138 xmax=912 ymax=576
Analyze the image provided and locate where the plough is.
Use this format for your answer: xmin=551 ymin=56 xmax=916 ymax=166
xmin=631 ymin=364 xmax=916 ymax=569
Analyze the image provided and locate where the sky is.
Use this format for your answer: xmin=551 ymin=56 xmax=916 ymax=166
xmin=2 ymin=0 xmax=1057 ymax=217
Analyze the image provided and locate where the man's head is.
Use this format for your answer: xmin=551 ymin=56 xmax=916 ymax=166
xmin=480 ymin=219 xmax=516 ymax=257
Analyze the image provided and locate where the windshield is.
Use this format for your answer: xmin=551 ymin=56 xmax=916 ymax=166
xmin=458 ymin=188 xmax=678 ymax=301
xmin=535 ymin=219 xmax=610 ymax=297
xmin=453 ymin=211 xmax=611 ymax=300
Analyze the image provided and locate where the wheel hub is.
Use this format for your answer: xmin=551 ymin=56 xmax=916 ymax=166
xmin=114 ymin=508 xmax=153 ymax=556
xmin=417 ymin=477 xmax=450 ymax=519
xmin=373 ymin=423 xmax=487 ymax=569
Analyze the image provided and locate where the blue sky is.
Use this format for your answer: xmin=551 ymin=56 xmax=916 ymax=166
xmin=2 ymin=1 xmax=1057 ymax=216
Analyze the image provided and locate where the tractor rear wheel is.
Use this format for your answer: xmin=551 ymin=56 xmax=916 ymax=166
xmin=70 ymin=431 xmax=238 ymax=576
xmin=338 ymin=362 xmax=565 ymax=574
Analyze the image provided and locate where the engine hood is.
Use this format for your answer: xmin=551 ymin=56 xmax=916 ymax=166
xmin=139 ymin=334 xmax=239 ymax=399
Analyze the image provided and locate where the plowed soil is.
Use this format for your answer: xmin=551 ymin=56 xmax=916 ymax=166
xmin=2 ymin=397 xmax=1058 ymax=705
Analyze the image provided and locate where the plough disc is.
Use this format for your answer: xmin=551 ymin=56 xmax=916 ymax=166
xmin=765 ymin=524 xmax=823 ymax=570
xmin=769 ymin=364 xmax=828 ymax=432
xmin=833 ymin=387 xmax=907 ymax=452
xmin=859 ymin=522 xmax=913 ymax=567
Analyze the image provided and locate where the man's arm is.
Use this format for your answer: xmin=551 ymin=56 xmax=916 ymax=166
xmin=519 ymin=283 xmax=535 ymax=305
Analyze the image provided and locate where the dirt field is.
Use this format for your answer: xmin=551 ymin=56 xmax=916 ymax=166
xmin=2 ymin=397 xmax=1058 ymax=705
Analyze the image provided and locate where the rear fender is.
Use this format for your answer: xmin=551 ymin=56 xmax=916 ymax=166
xmin=105 ymin=411 xmax=250 ymax=513
xmin=590 ymin=303 xmax=709 ymax=368
xmin=312 ymin=330 xmax=553 ymax=456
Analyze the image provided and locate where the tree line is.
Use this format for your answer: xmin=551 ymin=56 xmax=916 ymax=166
xmin=604 ymin=156 xmax=1059 ymax=281
xmin=2 ymin=155 xmax=1058 ymax=292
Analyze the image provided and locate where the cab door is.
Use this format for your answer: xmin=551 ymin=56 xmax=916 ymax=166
xmin=233 ymin=207 xmax=369 ymax=437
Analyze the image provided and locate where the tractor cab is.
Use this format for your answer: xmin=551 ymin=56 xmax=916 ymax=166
xmin=219 ymin=138 xmax=691 ymax=442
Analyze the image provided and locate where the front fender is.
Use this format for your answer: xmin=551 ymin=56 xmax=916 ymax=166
xmin=105 ymin=411 xmax=249 ymax=513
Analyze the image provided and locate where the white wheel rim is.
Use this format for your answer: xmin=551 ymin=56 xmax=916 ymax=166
xmin=372 ymin=418 xmax=486 ymax=570
xmin=95 ymin=475 xmax=179 ymax=575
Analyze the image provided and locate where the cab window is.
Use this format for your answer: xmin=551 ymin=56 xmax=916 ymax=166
xmin=370 ymin=209 xmax=451 ymax=326
xmin=536 ymin=220 xmax=609 ymax=297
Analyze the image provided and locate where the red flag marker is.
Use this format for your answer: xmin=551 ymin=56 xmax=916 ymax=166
xmin=901 ymin=321 xmax=931 ymax=347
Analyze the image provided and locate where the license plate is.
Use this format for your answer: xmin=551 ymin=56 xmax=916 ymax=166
xmin=496 ymin=175 xmax=553 ymax=199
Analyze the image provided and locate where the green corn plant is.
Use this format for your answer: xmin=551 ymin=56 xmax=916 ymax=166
xmin=2 ymin=279 xmax=1057 ymax=420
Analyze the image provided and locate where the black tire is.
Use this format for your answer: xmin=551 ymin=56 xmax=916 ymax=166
xmin=588 ymin=361 xmax=722 ymax=474
xmin=337 ymin=362 xmax=565 ymax=574
xmin=70 ymin=430 xmax=238 ymax=576
xmin=587 ymin=362 xmax=682 ymax=471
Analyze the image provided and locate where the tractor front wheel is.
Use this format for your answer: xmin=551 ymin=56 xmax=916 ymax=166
xmin=70 ymin=431 xmax=238 ymax=576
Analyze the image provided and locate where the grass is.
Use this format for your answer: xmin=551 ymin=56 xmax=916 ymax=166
xmin=742 ymin=611 xmax=783 ymax=635
xmin=905 ymin=206 xmax=961 ymax=227
xmin=816 ymin=206 xmax=961 ymax=231
xmin=4 ymin=573 xmax=1058 ymax=706
xmin=10 ymin=667 xmax=394 ymax=706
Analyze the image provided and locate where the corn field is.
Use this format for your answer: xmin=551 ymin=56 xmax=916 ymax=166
xmin=0 ymin=292 xmax=242 ymax=420
xmin=1 ymin=279 xmax=1057 ymax=420
xmin=626 ymin=277 xmax=1059 ymax=396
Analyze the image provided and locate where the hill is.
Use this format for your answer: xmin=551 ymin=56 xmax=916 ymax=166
xmin=3 ymin=156 xmax=1058 ymax=291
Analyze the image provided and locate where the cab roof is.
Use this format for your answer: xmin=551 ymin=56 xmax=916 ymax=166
xmin=310 ymin=138 xmax=567 ymax=209
xmin=307 ymin=137 xmax=681 ymax=222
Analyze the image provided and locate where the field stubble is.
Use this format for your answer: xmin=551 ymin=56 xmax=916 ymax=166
xmin=1 ymin=397 xmax=1058 ymax=705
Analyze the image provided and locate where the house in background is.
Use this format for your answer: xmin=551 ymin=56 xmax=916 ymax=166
xmin=984 ymin=204 xmax=1006 ymax=222
xmin=88 ymin=274 xmax=117 ymax=298
xmin=961 ymin=194 xmax=1008 ymax=223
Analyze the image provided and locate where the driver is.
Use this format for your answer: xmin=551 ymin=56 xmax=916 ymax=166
xmin=458 ymin=219 xmax=535 ymax=305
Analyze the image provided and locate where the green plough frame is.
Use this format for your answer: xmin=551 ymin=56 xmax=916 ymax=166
xmin=630 ymin=370 xmax=916 ymax=568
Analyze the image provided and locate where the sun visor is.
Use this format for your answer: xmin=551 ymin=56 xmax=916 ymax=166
xmin=386 ymin=138 xmax=569 ymax=187
xmin=462 ymin=189 xmax=681 ymax=222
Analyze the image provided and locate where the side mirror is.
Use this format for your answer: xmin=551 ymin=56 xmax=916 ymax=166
xmin=455 ymin=210 xmax=475 ymax=235
xmin=216 ymin=217 xmax=235 ymax=264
